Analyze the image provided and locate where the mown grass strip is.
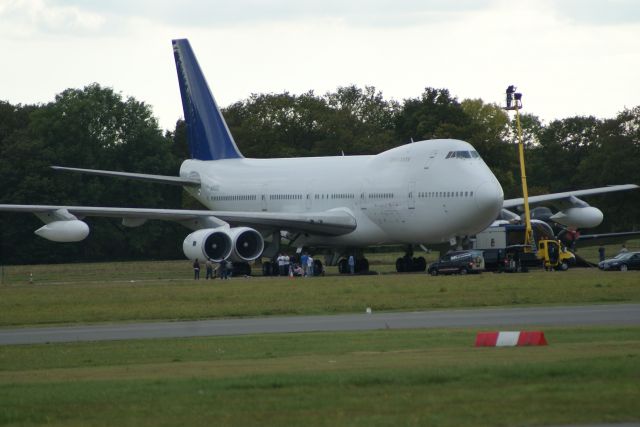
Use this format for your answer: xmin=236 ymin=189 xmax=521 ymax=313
xmin=1 ymin=268 xmax=639 ymax=327
xmin=0 ymin=326 xmax=638 ymax=426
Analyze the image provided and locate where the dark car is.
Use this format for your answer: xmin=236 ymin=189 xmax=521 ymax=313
xmin=598 ymin=251 xmax=640 ymax=271
xmin=427 ymin=250 xmax=485 ymax=276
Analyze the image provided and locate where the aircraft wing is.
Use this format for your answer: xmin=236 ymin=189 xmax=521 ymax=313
xmin=575 ymin=231 xmax=640 ymax=248
xmin=0 ymin=205 xmax=357 ymax=236
xmin=503 ymin=184 xmax=639 ymax=209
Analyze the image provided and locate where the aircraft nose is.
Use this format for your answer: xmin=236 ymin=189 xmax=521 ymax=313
xmin=474 ymin=180 xmax=503 ymax=220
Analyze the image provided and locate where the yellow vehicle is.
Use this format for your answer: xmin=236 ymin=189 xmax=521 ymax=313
xmin=537 ymin=239 xmax=575 ymax=271
xmin=506 ymin=85 xmax=575 ymax=272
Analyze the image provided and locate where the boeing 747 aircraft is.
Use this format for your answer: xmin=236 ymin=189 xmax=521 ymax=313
xmin=0 ymin=39 xmax=636 ymax=274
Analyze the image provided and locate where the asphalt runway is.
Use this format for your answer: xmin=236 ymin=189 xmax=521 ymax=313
xmin=1 ymin=303 xmax=638 ymax=345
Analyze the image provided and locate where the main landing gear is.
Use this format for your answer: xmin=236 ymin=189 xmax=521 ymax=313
xmin=337 ymin=257 xmax=370 ymax=274
xmin=395 ymin=246 xmax=426 ymax=273
xmin=231 ymin=262 xmax=251 ymax=276
xmin=261 ymin=258 xmax=324 ymax=276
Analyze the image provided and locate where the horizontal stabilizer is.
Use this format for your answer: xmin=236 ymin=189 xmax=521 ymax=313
xmin=51 ymin=166 xmax=200 ymax=187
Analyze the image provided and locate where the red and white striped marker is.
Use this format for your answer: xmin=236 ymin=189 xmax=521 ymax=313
xmin=475 ymin=331 xmax=548 ymax=347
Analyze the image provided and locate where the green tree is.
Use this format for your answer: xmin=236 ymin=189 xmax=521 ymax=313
xmin=527 ymin=116 xmax=601 ymax=194
xmin=323 ymin=85 xmax=398 ymax=155
xmin=460 ymin=99 xmax=517 ymax=196
xmin=0 ymin=85 xmax=184 ymax=264
xmin=574 ymin=107 xmax=640 ymax=231
xmin=395 ymin=88 xmax=471 ymax=143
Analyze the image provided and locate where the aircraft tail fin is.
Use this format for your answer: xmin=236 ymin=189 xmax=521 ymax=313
xmin=172 ymin=39 xmax=243 ymax=161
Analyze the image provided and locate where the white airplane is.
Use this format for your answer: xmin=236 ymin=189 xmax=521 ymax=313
xmin=0 ymin=39 xmax=637 ymax=274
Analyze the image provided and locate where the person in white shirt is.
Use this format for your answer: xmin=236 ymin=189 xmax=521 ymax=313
xmin=277 ymin=253 xmax=285 ymax=276
xmin=307 ymin=255 xmax=314 ymax=277
xmin=284 ymin=254 xmax=291 ymax=276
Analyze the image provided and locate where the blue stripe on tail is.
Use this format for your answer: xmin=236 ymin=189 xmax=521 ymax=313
xmin=172 ymin=39 xmax=243 ymax=161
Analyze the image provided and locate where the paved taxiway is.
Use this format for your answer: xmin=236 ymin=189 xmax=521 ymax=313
xmin=1 ymin=304 xmax=638 ymax=345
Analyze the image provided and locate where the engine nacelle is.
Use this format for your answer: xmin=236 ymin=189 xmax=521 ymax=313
xmin=549 ymin=206 xmax=604 ymax=229
xmin=227 ymin=227 xmax=265 ymax=262
xmin=182 ymin=227 xmax=264 ymax=262
xmin=183 ymin=228 xmax=233 ymax=262
xmin=34 ymin=220 xmax=90 ymax=242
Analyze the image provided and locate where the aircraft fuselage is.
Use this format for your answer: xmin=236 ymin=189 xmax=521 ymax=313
xmin=181 ymin=138 xmax=504 ymax=247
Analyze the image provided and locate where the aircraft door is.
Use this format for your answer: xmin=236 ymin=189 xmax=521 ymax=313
xmin=408 ymin=181 xmax=416 ymax=210
xmin=261 ymin=183 xmax=268 ymax=211
xmin=356 ymin=179 xmax=369 ymax=212
xmin=305 ymin=180 xmax=314 ymax=211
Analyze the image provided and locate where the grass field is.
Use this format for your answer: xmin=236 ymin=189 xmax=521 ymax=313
xmin=0 ymin=267 xmax=638 ymax=327
xmin=1 ymin=250 xmax=638 ymax=426
xmin=3 ymin=238 xmax=638 ymax=286
xmin=0 ymin=327 xmax=639 ymax=426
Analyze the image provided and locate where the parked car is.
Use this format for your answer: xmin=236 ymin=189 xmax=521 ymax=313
xmin=428 ymin=250 xmax=485 ymax=275
xmin=598 ymin=251 xmax=640 ymax=271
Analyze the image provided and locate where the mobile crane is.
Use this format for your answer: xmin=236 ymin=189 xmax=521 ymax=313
xmin=505 ymin=86 xmax=574 ymax=271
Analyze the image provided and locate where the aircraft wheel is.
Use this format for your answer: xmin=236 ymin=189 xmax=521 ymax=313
xmin=233 ymin=262 xmax=251 ymax=276
xmin=262 ymin=262 xmax=272 ymax=276
xmin=414 ymin=256 xmax=426 ymax=272
xmin=356 ymin=258 xmax=369 ymax=274
xmin=396 ymin=257 xmax=406 ymax=273
xmin=338 ymin=259 xmax=349 ymax=274
xmin=313 ymin=259 xmax=323 ymax=276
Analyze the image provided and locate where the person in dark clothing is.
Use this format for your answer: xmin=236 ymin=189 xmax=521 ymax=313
xmin=506 ymin=85 xmax=515 ymax=108
xmin=219 ymin=261 xmax=227 ymax=280
xmin=193 ymin=259 xmax=200 ymax=280
xmin=205 ymin=259 xmax=214 ymax=279
xmin=598 ymin=246 xmax=605 ymax=262
xmin=548 ymin=242 xmax=558 ymax=266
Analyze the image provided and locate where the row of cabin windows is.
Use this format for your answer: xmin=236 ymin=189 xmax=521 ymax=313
xmin=417 ymin=190 xmax=474 ymax=198
xmin=211 ymin=193 xmax=361 ymax=202
xmin=211 ymin=194 xmax=257 ymax=201
xmin=314 ymin=194 xmax=355 ymax=200
xmin=369 ymin=192 xmax=394 ymax=199
xmin=210 ymin=191 xmax=472 ymax=202
xmin=270 ymin=194 xmax=303 ymax=200
xmin=445 ymin=150 xmax=480 ymax=159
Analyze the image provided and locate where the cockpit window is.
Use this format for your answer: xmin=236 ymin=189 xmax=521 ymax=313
xmin=446 ymin=150 xmax=477 ymax=159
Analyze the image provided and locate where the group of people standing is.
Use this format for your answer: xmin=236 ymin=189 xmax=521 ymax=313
xmin=192 ymin=259 xmax=232 ymax=280
xmin=192 ymin=252 xmax=319 ymax=279
xmin=277 ymin=252 xmax=316 ymax=277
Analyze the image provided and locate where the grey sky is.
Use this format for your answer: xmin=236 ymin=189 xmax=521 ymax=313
xmin=1 ymin=0 xmax=639 ymax=131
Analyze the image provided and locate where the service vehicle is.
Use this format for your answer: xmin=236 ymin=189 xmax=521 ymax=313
xmin=428 ymin=250 xmax=485 ymax=275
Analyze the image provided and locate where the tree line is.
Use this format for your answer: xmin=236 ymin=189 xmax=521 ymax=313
xmin=1 ymin=84 xmax=638 ymax=264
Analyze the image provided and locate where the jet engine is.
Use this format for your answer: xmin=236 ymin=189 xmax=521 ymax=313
xmin=549 ymin=206 xmax=603 ymax=229
xmin=183 ymin=227 xmax=264 ymax=262
xmin=34 ymin=220 xmax=89 ymax=242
